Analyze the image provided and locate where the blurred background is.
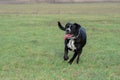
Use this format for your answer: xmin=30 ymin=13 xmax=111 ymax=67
xmin=0 ymin=0 xmax=119 ymax=4
xmin=0 ymin=0 xmax=120 ymax=80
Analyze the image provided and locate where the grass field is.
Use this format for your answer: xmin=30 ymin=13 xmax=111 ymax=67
xmin=0 ymin=2 xmax=120 ymax=80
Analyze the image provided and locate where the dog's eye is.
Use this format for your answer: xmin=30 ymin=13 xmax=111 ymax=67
xmin=67 ymin=26 xmax=69 ymax=28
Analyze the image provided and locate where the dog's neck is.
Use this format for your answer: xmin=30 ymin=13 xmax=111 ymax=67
xmin=73 ymin=28 xmax=81 ymax=39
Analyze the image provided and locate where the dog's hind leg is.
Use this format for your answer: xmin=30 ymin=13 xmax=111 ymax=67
xmin=76 ymin=49 xmax=82 ymax=64
xmin=68 ymin=52 xmax=77 ymax=64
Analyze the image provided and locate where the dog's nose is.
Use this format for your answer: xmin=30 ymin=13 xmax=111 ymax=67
xmin=66 ymin=28 xmax=71 ymax=33
xmin=66 ymin=30 xmax=70 ymax=34
xmin=66 ymin=29 xmax=69 ymax=32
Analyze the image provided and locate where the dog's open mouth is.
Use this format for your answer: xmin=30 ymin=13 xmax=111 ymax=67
xmin=64 ymin=34 xmax=73 ymax=40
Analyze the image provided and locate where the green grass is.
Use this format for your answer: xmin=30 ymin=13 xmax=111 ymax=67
xmin=0 ymin=3 xmax=120 ymax=80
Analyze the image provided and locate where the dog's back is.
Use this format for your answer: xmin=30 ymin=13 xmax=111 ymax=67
xmin=79 ymin=27 xmax=87 ymax=47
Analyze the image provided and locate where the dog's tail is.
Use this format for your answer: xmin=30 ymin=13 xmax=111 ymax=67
xmin=58 ymin=21 xmax=65 ymax=31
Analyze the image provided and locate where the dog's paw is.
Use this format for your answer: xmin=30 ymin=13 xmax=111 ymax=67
xmin=68 ymin=61 xmax=72 ymax=65
xmin=64 ymin=56 xmax=69 ymax=61
xmin=76 ymin=61 xmax=79 ymax=64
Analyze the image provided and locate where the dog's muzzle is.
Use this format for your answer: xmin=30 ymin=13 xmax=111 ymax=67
xmin=66 ymin=28 xmax=71 ymax=34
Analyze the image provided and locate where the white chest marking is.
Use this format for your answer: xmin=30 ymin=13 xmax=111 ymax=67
xmin=67 ymin=39 xmax=76 ymax=51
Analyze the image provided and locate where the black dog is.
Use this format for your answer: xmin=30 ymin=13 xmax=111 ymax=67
xmin=58 ymin=21 xmax=87 ymax=64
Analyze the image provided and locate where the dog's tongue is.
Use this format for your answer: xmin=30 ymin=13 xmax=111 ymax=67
xmin=64 ymin=34 xmax=73 ymax=40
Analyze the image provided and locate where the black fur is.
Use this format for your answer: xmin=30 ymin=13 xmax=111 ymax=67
xmin=58 ymin=21 xmax=87 ymax=64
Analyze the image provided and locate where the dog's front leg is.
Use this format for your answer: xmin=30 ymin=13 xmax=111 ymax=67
xmin=64 ymin=46 xmax=69 ymax=61
xmin=68 ymin=52 xmax=77 ymax=64
xmin=64 ymin=39 xmax=69 ymax=61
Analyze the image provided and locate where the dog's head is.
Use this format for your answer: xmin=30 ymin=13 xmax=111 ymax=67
xmin=58 ymin=21 xmax=81 ymax=36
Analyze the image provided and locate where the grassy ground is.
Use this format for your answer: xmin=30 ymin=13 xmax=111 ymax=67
xmin=0 ymin=3 xmax=120 ymax=80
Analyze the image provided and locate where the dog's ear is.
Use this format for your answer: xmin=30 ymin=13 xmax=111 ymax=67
xmin=73 ymin=23 xmax=81 ymax=29
xmin=58 ymin=21 xmax=65 ymax=31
